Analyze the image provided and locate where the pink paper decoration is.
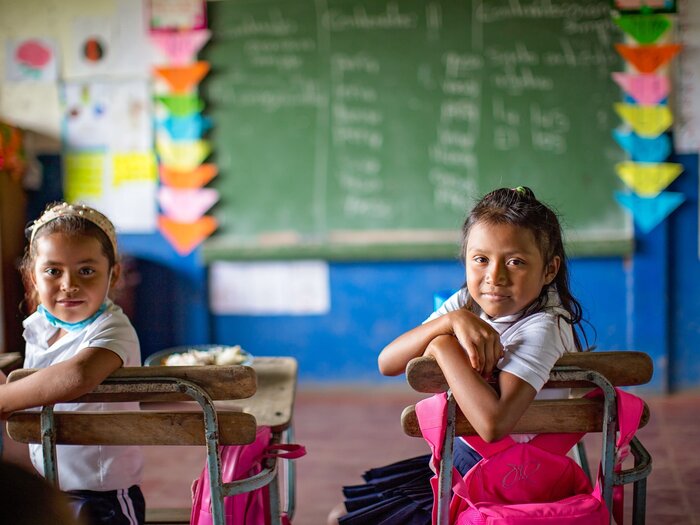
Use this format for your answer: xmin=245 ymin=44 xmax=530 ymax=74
xmin=612 ymin=72 xmax=670 ymax=105
xmin=158 ymin=186 xmax=219 ymax=222
xmin=150 ymin=30 xmax=211 ymax=66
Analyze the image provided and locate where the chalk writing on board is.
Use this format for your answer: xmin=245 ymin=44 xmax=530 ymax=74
xmin=201 ymin=0 xmax=631 ymax=257
xmin=330 ymin=47 xmax=389 ymax=220
xmin=475 ymin=3 xmax=610 ymax=23
xmin=323 ymin=4 xmax=418 ymax=31
xmin=530 ymin=103 xmax=570 ymax=154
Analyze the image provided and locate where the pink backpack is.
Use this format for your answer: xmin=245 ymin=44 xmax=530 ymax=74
xmin=190 ymin=426 xmax=306 ymax=525
xmin=416 ymin=388 xmax=644 ymax=525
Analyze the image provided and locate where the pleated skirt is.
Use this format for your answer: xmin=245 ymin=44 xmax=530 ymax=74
xmin=338 ymin=439 xmax=481 ymax=525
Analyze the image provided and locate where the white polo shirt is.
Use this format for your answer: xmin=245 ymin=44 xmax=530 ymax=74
xmin=23 ymin=301 xmax=144 ymax=491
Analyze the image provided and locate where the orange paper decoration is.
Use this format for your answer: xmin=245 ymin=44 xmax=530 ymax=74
xmin=153 ymin=61 xmax=210 ymax=93
xmin=615 ymin=43 xmax=682 ymax=73
xmin=159 ymin=164 xmax=218 ymax=188
xmin=158 ymin=215 xmax=218 ymax=255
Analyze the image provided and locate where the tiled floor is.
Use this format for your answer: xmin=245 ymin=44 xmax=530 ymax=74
xmin=4 ymin=386 xmax=700 ymax=524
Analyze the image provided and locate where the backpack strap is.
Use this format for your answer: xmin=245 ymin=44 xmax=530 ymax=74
xmin=262 ymin=443 xmax=306 ymax=460
xmin=415 ymin=392 xmax=449 ymax=462
xmin=416 ymin=393 xmax=516 ymax=461
xmin=527 ymin=429 xmax=585 ymax=457
xmin=462 ymin=435 xmax=515 ymax=458
xmin=605 ymin=388 xmax=644 ymax=525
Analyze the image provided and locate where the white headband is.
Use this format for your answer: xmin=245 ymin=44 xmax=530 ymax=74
xmin=29 ymin=203 xmax=118 ymax=257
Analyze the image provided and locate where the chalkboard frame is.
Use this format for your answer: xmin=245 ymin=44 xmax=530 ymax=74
xmin=201 ymin=235 xmax=633 ymax=261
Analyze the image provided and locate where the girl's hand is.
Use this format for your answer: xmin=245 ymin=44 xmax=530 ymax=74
xmin=426 ymin=334 xmax=536 ymax=442
xmin=443 ymin=309 xmax=504 ymax=378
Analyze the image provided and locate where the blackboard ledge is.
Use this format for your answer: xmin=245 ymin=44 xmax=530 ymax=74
xmin=201 ymin=231 xmax=633 ymax=262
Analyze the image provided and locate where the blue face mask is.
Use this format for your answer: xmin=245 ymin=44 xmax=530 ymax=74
xmin=37 ymin=303 xmax=108 ymax=332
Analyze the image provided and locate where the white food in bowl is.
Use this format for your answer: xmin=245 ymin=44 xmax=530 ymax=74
xmin=163 ymin=345 xmax=249 ymax=366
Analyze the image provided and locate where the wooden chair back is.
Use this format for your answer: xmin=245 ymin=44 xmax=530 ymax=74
xmin=7 ymin=365 xmax=258 ymax=447
xmin=400 ymin=351 xmax=654 ymax=525
xmin=6 ymin=358 xmax=300 ymax=525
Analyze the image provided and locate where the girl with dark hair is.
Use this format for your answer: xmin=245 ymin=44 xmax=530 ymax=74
xmin=329 ymin=187 xmax=589 ymax=525
xmin=1 ymin=202 xmax=145 ymax=525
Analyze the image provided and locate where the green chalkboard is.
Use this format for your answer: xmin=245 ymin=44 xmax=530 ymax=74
xmin=200 ymin=0 xmax=631 ymax=261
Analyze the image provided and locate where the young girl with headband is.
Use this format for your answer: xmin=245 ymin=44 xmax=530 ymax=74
xmin=0 ymin=202 xmax=145 ymax=525
xmin=330 ymin=187 xmax=588 ymax=524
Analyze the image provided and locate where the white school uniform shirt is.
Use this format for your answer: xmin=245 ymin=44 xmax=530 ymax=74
xmin=22 ymin=301 xmax=144 ymax=491
xmin=425 ymin=289 xmax=576 ymax=446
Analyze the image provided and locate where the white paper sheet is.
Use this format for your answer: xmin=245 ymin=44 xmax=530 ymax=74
xmin=209 ymin=261 xmax=331 ymax=316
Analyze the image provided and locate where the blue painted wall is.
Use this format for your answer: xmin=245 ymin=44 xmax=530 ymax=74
xmin=669 ymin=154 xmax=700 ymax=391
xmin=29 ymin=153 xmax=700 ymax=393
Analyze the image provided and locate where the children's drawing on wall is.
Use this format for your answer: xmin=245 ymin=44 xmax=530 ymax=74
xmin=64 ymin=0 xmax=150 ymax=80
xmin=63 ymin=83 xmax=110 ymax=150
xmin=43 ymin=0 xmax=159 ymax=234
xmin=5 ymin=39 xmax=58 ymax=83
xmin=62 ymin=80 xmax=157 ymax=232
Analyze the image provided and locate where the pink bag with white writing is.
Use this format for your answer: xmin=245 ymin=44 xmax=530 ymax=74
xmin=416 ymin=389 xmax=643 ymax=525
xmin=190 ymin=426 xmax=306 ymax=525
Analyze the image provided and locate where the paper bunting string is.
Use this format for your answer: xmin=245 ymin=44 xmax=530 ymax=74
xmin=613 ymin=14 xmax=670 ymax=44
xmin=158 ymin=215 xmax=218 ymax=255
xmin=157 ymin=138 xmax=211 ymax=171
xmin=615 ymin=191 xmax=685 ymax=233
xmin=615 ymin=161 xmax=684 ymax=197
xmin=612 ymin=72 xmax=669 ymax=105
xmin=615 ymin=43 xmax=682 ymax=73
xmin=158 ymin=186 xmax=219 ymax=222
xmin=156 ymin=94 xmax=205 ymax=117
xmin=612 ymin=129 xmax=671 ymax=162
xmin=614 ymin=103 xmax=673 ymax=137
xmin=158 ymin=114 xmax=212 ymax=141
xmin=150 ymin=30 xmax=211 ymax=66
xmin=159 ymin=164 xmax=218 ymax=189
xmin=153 ymin=61 xmax=210 ymax=93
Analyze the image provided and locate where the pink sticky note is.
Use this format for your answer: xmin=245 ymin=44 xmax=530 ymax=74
xmin=150 ymin=30 xmax=211 ymax=66
xmin=158 ymin=186 xmax=219 ymax=222
xmin=612 ymin=72 xmax=669 ymax=105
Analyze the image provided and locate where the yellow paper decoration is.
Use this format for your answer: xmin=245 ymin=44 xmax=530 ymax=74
xmin=156 ymin=138 xmax=211 ymax=171
xmin=614 ymin=103 xmax=673 ymax=137
xmin=615 ymin=161 xmax=684 ymax=197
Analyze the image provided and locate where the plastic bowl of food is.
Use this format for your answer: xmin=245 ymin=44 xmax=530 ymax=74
xmin=144 ymin=344 xmax=253 ymax=367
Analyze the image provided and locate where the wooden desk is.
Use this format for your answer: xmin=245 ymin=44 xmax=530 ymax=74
xmin=140 ymin=357 xmax=298 ymax=432
xmin=219 ymin=357 xmax=297 ymax=431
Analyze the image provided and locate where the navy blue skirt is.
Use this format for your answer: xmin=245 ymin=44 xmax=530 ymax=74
xmin=339 ymin=439 xmax=481 ymax=525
